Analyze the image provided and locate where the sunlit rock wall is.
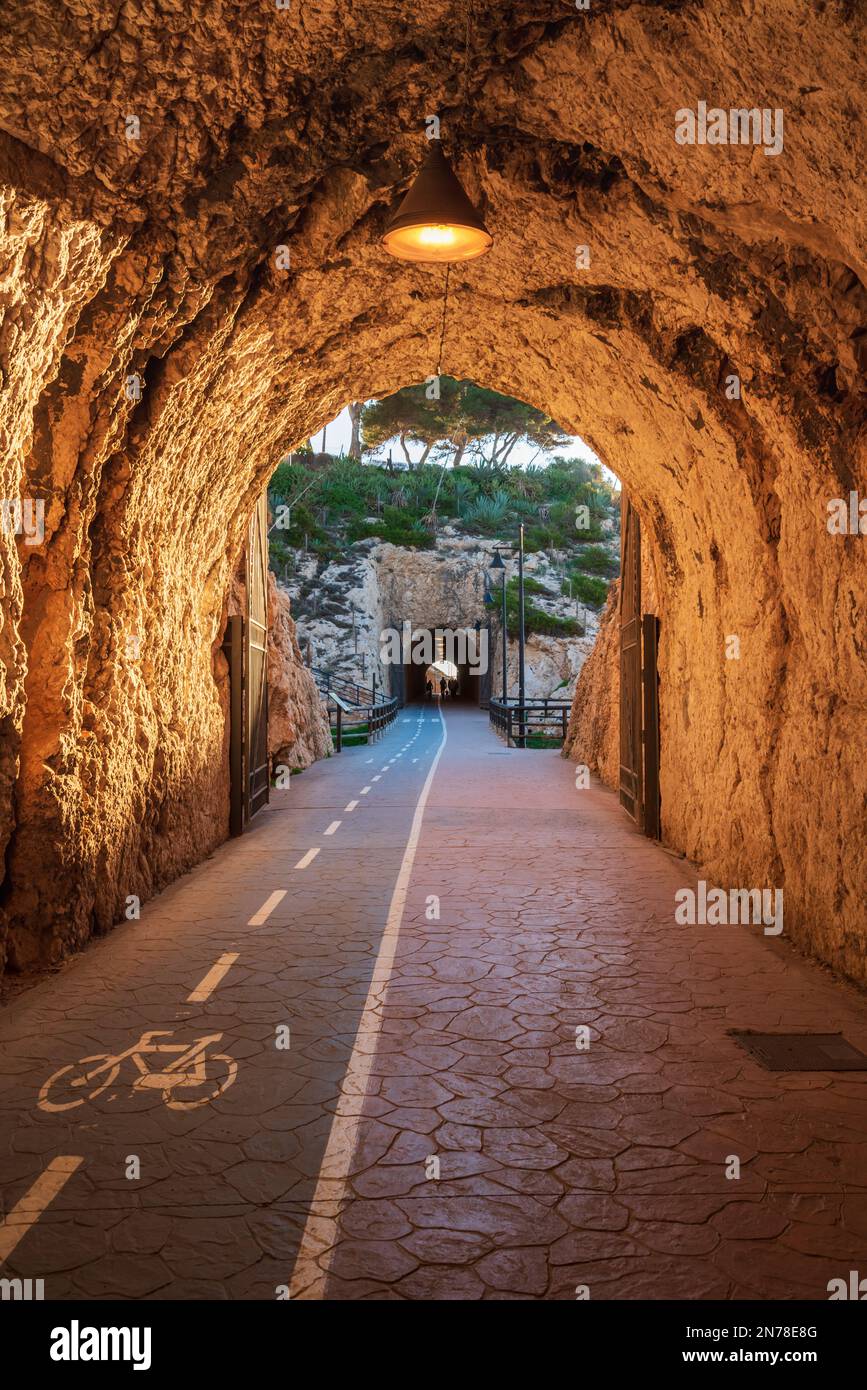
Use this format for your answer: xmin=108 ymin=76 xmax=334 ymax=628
xmin=268 ymin=575 xmax=333 ymax=771
xmin=0 ymin=1 xmax=864 ymax=979
xmin=563 ymin=582 xmax=621 ymax=789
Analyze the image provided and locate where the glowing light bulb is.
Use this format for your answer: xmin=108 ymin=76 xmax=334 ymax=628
xmin=417 ymin=225 xmax=457 ymax=246
xmin=383 ymin=222 xmax=491 ymax=262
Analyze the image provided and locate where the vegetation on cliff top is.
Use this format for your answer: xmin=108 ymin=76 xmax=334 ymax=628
xmin=268 ymin=380 xmax=621 ymax=612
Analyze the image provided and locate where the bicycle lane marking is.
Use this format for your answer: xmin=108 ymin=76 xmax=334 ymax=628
xmin=10 ymin=716 xmax=411 ymax=1266
xmin=289 ymin=704 xmax=447 ymax=1298
xmin=187 ymin=952 xmax=239 ymax=1003
xmin=0 ymin=1156 xmax=84 ymax=1265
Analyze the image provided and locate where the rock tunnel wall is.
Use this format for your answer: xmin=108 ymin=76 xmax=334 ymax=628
xmin=0 ymin=1 xmax=864 ymax=980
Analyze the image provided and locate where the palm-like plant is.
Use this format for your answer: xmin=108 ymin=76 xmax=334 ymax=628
xmin=450 ymin=474 xmax=475 ymax=516
xmin=464 ymin=493 xmax=511 ymax=529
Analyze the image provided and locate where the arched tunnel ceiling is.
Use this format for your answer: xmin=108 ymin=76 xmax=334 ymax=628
xmin=1 ymin=0 xmax=864 ymax=450
xmin=0 ymin=1 xmax=864 ymax=981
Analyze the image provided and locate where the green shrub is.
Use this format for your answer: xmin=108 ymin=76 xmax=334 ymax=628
xmin=502 ymin=579 xmax=583 ymax=638
xmin=346 ymin=516 xmax=435 ymax=549
xmin=567 ymin=573 xmax=610 ymax=606
xmin=573 ymin=544 xmax=619 ymax=576
xmin=520 ymin=575 xmax=549 ymax=595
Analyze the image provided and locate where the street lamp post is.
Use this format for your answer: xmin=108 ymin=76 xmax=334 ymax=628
xmin=517 ymin=523 xmax=526 ymax=745
xmin=500 ymin=565 xmax=507 ymax=702
xmin=488 ymin=550 xmax=508 ymax=703
xmin=489 ymin=528 xmax=528 ymax=745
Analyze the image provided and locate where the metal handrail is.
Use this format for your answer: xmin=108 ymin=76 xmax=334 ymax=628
xmin=310 ymin=663 xmax=376 ymax=708
xmin=489 ymin=696 xmax=571 ymax=749
xmin=328 ymin=694 xmax=399 ymax=751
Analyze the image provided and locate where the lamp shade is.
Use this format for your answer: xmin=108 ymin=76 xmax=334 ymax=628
xmin=383 ymin=143 xmax=492 ymax=263
xmin=488 ymin=550 xmax=506 ymax=571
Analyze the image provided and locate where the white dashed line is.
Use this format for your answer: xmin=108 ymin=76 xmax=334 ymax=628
xmin=290 ymin=705 xmax=447 ymax=1297
xmin=248 ymin=890 xmax=287 ymax=926
xmin=188 ymin=952 xmax=239 ymax=1003
xmin=372 ymin=775 xmax=381 ymax=782
xmin=344 ymin=800 xmax=358 ymax=812
xmin=0 ymin=1157 xmax=84 ymax=1263
xmin=360 ymin=786 xmax=371 ymax=795
xmin=295 ymin=848 xmax=320 ymax=869
xmin=324 ymin=821 xmax=341 ymax=836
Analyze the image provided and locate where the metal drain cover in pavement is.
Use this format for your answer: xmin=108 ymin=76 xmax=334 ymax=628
xmin=729 ymin=1031 xmax=867 ymax=1071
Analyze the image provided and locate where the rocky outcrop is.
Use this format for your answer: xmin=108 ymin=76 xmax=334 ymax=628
xmin=0 ymin=3 xmax=864 ymax=980
xmin=267 ymin=575 xmax=332 ymax=770
xmin=291 ymin=529 xmax=605 ymax=700
xmin=563 ymin=582 xmax=621 ymax=788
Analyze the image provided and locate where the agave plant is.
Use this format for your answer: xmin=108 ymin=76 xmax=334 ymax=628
xmin=450 ymin=474 xmax=475 ymax=516
xmin=464 ymin=494 xmax=510 ymax=529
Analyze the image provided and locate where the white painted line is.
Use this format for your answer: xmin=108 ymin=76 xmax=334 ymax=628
xmin=372 ymin=775 xmax=381 ymax=782
xmin=365 ymin=758 xmax=374 ymax=763
xmin=344 ymin=800 xmax=358 ymax=812
xmin=248 ymin=890 xmax=287 ymax=926
xmin=324 ymin=821 xmax=341 ymax=836
xmin=290 ymin=705 xmax=447 ymax=1299
xmin=360 ymin=786 xmax=371 ymax=795
xmin=188 ymin=952 xmax=239 ymax=1003
xmin=295 ymin=848 xmax=320 ymax=869
xmin=412 ymin=758 xmax=418 ymax=763
xmin=0 ymin=1156 xmax=84 ymax=1263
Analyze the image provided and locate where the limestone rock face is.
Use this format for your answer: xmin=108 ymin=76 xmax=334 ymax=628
xmin=291 ymin=530 xmax=601 ymax=701
xmin=563 ymin=583 xmax=621 ymax=790
xmin=0 ymin=2 xmax=864 ymax=979
xmin=267 ymin=575 xmax=333 ymax=771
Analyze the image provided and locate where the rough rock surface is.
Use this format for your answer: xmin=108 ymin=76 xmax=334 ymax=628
xmin=267 ymin=574 xmax=333 ymax=771
xmin=563 ymin=582 xmax=621 ymax=788
xmin=0 ymin=2 xmax=864 ymax=979
xmin=291 ymin=529 xmax=601 ymax=701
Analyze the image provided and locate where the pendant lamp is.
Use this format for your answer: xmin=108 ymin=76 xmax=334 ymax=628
xmin=382 ymin=141 xmax=492 ymax=263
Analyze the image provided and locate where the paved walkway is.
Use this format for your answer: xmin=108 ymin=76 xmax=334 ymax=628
xmin=1 ymin=706 xmax=866 ymax=1299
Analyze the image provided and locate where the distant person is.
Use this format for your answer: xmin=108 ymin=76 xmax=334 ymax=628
xmin=425 ymin=677 xmax=433 ymax=700
xmin=439 ymin=677 xmax=448 ymax=699
xmin=451 ymin=679 xmax=459 ymax=700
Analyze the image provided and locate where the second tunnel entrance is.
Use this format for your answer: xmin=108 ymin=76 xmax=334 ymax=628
xmin=397 ymin=625 xmax=487 ymax=706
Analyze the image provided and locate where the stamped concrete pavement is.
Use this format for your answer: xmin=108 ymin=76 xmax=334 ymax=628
xmin=1 ymin=705 xmax=866 ymax=1300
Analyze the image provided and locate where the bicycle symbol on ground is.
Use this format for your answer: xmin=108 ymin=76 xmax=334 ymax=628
xmin=38 ymin=1030 xmax=238 ymax=1112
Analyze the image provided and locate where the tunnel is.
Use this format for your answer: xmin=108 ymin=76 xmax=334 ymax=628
xmin=401 ymin=628 xmax=484 ymax=706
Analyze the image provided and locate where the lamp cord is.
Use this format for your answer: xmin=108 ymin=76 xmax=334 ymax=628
xmin=436 ymin=262 xmax=451 ymax=377
xmin=434 ymin=0 xmax=469 ymax=380
xmin=462 ymin=0 xmax=472 ymax=120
